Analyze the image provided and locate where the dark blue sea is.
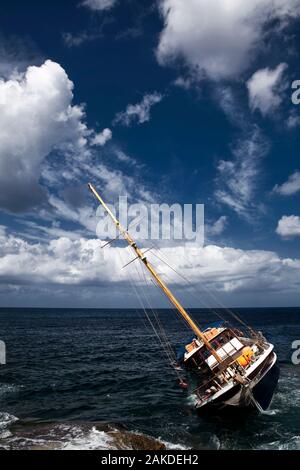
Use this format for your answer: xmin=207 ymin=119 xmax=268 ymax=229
xmin=0 ymin=308 xmax=299 ymax=450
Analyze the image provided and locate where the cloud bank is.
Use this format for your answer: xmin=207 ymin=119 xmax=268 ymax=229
xmin=0 ymin=226 xmax=300 ymax=306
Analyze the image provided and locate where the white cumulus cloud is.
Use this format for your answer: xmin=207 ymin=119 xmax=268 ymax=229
xmin=276 ymin=215 xmax=300 ymax=238
xmin=114 ymin=92 xmax=163 ymax=127
xmin=91 ymin=128 xmax=112 ymax=146
xmin=157 ymin=0 xmax=300 ymax=80
xmin=273 ymin=171 xmax=300 ymax=196
xmin=247 ymin=63 xmax=288 ymax=116
xmin=0 ymin=60 xmax=90 ymax=212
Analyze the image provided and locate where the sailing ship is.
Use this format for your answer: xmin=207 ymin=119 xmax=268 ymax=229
xmin=88 ymin=183 xmax=280 ymax=413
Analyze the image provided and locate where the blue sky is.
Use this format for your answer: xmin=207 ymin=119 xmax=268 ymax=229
xmin=1 ymin=0 xmax=300 ymax=308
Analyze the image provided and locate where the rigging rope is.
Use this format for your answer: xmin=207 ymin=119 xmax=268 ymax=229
xmin=117 ymin=246 xmax=182 ymax=379
xmin=134 ymin=257 xmax=178 ymax=365
xmin=147 ymin=244 xmax=255 ymax=335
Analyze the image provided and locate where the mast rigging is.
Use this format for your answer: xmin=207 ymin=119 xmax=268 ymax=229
xmin=88 ymin=182 xmax=222 ymax=364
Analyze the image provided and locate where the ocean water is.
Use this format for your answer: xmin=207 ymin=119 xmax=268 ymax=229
xmin=0 ymin=307 xmax=299 ymax=450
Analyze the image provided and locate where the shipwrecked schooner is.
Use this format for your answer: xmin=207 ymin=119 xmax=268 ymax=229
xmin=88 ymin=183 xmax=279 ymax=413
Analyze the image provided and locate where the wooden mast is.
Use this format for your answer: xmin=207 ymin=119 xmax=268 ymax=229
xmin=88 ymin=183 xmax=222 ymax=363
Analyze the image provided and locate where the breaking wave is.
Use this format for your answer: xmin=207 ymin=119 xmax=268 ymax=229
xmin=0 ymin=418 xmax=187 ymax=450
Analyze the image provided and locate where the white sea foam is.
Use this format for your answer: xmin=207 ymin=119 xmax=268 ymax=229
xmin=186 ymin=393 xmax=198 ymax=407
xmin=0 ymin=383 xmax=20 ymax=397
xmin=162 ymin=440 xmax=189 ymax=450
xmin=0 ymin=412 xmax=18 ymax=426
xmin=259 ymin=436 xmax=300 ymax=450
xmin=0 ymin=412 xmax=18 ymax=439
xmin=259 ymin=408 xmax=280 ymax=416
xmin=62 ymin=426 xmax=121 ymax=450
xmin=61 ymin=425 xmax=188 ymax=451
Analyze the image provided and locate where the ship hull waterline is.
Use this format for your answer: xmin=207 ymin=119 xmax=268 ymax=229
xmin=194 ymin=350 xmax=279 ymax=413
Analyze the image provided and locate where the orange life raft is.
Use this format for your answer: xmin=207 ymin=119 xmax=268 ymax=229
xmin=237 ymin=346 xmax=254 ymax=367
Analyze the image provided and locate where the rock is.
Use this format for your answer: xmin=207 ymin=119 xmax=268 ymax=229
xmin=107 ymin=429 xmax=166 ymax=450
xmin=2 ymin=419 xmax=166 ymax=450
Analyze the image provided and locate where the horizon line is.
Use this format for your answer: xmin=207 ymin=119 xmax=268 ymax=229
xmin=0 ymin=306 xmax=299 ymax=310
